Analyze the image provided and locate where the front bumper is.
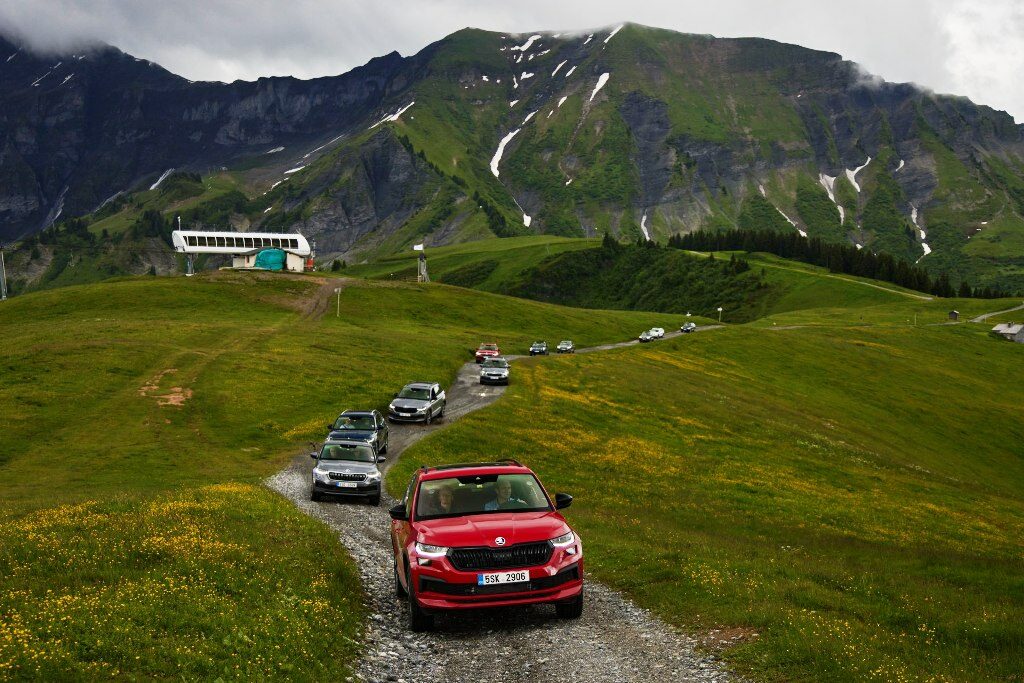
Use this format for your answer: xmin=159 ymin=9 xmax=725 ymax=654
xmin=388 ymin=411 xmax=428 ymax=423
xmin=410 ymin=546 xmax=583 ymax=611
xmin=313 ymin=480 xmax=381 ymax=497
xmin=479 ymin=375 xmax=509 ymax=385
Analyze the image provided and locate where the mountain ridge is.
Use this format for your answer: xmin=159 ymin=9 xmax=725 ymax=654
xmin=3 ymin=22 xmax=1024 ymax=291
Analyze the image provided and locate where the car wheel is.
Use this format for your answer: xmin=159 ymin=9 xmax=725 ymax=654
xmin=368 ymin=494 xmax=380 ymax=506
xmin=555 ymin=589 xmax=584 ymax=619
xmin=407 ymin=567 xmax=434 ymax=632
xmin=310 ymin=489 xmax=321 ymax=502
xmin=394 ymin=560 xmax=407 ymax=598
xmin=437 ymin=402 xmax=446 ymax=420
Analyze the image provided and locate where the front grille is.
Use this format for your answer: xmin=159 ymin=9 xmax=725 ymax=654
xmin=328 ymin=472 xmax=366 ymax=481
xmin=448 ymin=541 xmax=553 ymax=571
xmin=421 ymin=565 xmax=579 ymax=596
xmin=393 ymin=406 xmax=417 ymax=414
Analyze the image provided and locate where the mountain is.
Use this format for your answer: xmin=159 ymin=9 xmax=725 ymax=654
xmin=3 ymin=24 xmax=1024 ymax=291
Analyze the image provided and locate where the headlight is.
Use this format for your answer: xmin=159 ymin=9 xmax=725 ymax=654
xmin=365 ymin=471 xmax=381 ymax=482
xmin=313 ymin=469 xmax=330 ymax=482
xmin=550 ymin=531 xmax=575 ymax=547
xmin=388 ymin=403 xmax=396 ymax=412
xmin=414 ymin=542 xmax=448 ymax=558
xmin=414 ymin=406 xmax=426 ymax=413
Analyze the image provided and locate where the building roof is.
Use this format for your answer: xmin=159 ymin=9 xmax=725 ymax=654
xmin=171 ymin=230 xmax=311 ymax=256
xmin=992 ymin=323 xmax=1023 ymax=334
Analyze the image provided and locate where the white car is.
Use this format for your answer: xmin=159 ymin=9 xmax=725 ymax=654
xmin=649 ymin=327 xmax=665 ymax=339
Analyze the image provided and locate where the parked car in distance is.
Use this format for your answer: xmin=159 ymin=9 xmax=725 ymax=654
xmin=327 ymin=409 xmax=389 ymax=454
xmin=475 ymin=343 xmax=501 ymax=364
xmin=310 ymin=439 xmax=384 ymax=505
xmin=680 ymin=322 xmax=697 ymax=333
xmin=556 ymin=340 xmax=575 ymax=354
xmin=649 ymin=327 xmax=665 ymax=339
xmin=388 ymin=382 xmax=446 ymax=424
xmin=638 ymin=330 xmax=653 ymax=343
xmin=389 ymin=460 xmax=583 ymax=631
xmin=529 ymin=341 xmax=548 ymax=356
xmin=480 ymin=357 xmax=510 ymax=385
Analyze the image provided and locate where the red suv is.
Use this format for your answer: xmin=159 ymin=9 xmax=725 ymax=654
xmin=475 ymin=343 xmax=501 ymax=364
xmin=389 ymin=460 xmax=583 ymax=631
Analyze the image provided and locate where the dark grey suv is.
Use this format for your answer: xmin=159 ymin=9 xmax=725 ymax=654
xmin=310 ymin=439 xmax=384 ymax=505
xmin=328 ymin=409 xmax=389 ymax=454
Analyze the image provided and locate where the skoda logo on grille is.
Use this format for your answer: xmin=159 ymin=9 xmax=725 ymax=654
xmin=494 ymin=536 xmax=506 ymax=546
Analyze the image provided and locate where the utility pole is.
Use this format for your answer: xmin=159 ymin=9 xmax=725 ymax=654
xmin=0 ymin=245 xmax=8 ymax=301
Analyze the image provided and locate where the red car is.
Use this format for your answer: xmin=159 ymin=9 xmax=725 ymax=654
xmin=389 ymin=460 xmax=583 ymax=631
xmin=474 ymin=342 xmax=501 ymax=364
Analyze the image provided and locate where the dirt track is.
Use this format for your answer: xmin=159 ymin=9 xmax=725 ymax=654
xmin=267 ymin=331 xmax=736 ymax=683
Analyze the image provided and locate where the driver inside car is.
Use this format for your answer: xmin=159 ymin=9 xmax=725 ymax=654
xmin=484 ymin=478 xmax=526 ymax=511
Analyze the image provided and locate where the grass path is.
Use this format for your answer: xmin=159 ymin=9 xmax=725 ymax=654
xmin=970 ymin=301 xmax=1024 ymax=322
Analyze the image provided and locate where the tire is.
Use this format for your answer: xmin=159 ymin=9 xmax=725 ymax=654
xmin=407 ymin=568 xmax=434 ymax=631
xmin=310 ymin=489 xmax=321 ymax=502
xmin=394 ymin=560 xmax=407 ymax=597
xmin=368 ymin=494 xmax=380 ymax=506
xmin=437 ymin=402 xmax=446 ymax=420
xmin=425 ymin=411 xmax=433 ymax=425
xmin=555 ymin=589 xmax=583 ymax=619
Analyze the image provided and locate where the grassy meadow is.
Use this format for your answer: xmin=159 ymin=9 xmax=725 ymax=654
xmin=387 ymin=307 xmax=1024 ymax=681
xmin=0 ymin=272 xmax=679 ymax=678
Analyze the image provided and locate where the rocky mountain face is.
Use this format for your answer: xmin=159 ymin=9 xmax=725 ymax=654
xmin=3 ymin=24 xmax=1024 ymax=290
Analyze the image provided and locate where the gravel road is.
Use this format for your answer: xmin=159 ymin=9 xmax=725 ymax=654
xmin=267 ymin=332 xmax=736 ymax=683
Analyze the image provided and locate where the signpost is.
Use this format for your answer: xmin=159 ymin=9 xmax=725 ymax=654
xmin=717 ymin=306 xmax=723 ymax=322
xmin=0 ymin=245 xmax=7 ymax=301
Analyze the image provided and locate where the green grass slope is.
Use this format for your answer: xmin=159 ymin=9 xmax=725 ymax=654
xmin=0 ymin=272 xmax=684 ymax=678
xmin=387 ymin=313 xmax=1024 ymax=682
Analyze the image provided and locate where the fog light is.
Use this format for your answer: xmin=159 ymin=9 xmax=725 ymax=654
xmin=417 ymin=558 xmax=432 ymax=566
xmin=566 ymin=547 xmax=577 ymax=555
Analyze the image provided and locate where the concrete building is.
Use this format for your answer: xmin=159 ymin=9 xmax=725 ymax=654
xmin=171 ymin=230 xmax=312 ymax=273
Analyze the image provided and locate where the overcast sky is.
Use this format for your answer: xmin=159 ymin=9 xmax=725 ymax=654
xmin=1 ymin=0 xmax=1021 ymax=122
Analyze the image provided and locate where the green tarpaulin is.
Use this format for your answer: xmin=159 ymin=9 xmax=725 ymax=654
xmin=253 ymin=248 xmax=286 ymax=271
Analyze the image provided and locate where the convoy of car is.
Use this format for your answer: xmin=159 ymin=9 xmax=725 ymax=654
xmin=388 ymin=382 xmax=447 ymax=424
xmin=388 ymin=460 xmax=583 ymax=631
xmin=479 ymin=357 xmax=510 ymax=385
xmin=306 ymin=325 xmax=702 ymax=629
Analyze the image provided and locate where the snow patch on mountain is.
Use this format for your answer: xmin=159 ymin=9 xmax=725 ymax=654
xmin=845 ymin=157 xmax=871 ymax=193
xmin=758 ymin=184 xmax=766 ymax=197
xmin=911 ymin=205 xmax=931 ymax=260
xmin=604 ymin=25 xmax=625 ymax=43
xmin=552 ymin=60 xmax=567 ymax=76
xmin=818 ymin=172 xmax=845 ymax=222
xmin=523 ymin=110 xmax=538 ymax=125
xmin=523 ymin=214 xmax=532 ymax=227
xmin=511 ymin=35 xmax=542 ymax=52
xmin=370 ymin=101 xmax=415 ymax=128
xmin=263 ymin=206 xmax=273 ymax=214
xmin=509 ymin=99 xmax=519 ymax=107
xmin=490 ymin=129 xmax=521 ymax=177
xmin=149 ymin=169 xmax=174 ymax=190
xmin=265 ymin=146 xmax=285 ymax=154
xmin=304 ymin=134 xmax=344 ymax=158
xmin=565 ymin=65 xmax=577 ymax=77
xmin=584 ymin=34 xmax=594 ymax=45
xmin=6 ymin=51 xmax=17 ymax=63
xmin=284 ymin=165 xmax=307 ymax=175
xmin=482 ymin=75 xmax=489 ymax=82
xmin=895 ymin=159 xmax=905 ymax=172
xmin=640 ymin=211 xmax=651 ymax=241
xmin=558 ymin=96 xmax=568 ymax=107
xmin=521 ymin=72 xmax=535 ymax=80
xmin=60 ymin=74 xmax=74 ymax=85
xmin=270 ymin=180 xmax=283 ymax=190
xmin=30 ymin=69 xmax=53 ymax=87
xmin=590 ymin=73 xmax=610 ymax=101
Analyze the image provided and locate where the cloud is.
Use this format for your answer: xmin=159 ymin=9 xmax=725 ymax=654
xmin=0 ymin=0 xmax=1020 ymax=121
xmin=939 ymin=0 xmax=1024 ymax=120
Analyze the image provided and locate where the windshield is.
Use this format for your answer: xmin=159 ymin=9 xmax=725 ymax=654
xmin=559 ymin=341 xmax=571 ymax=345
xmin=415 ymin=473 xmax=552 ymax=520
xmin=482 ymin=359 xmax=508 ymax=369
xmin=319 ymin=443 xmax=375 ymax=462
xmin=332 ymin=415 xmax=375 ymax=431
xmin=532 ymin=342 xmax=545 ymax=347
xmin=479 ymin=344 xmax=498 ymax=351
xmin=398 ymin=387 xmax=430 ymax=400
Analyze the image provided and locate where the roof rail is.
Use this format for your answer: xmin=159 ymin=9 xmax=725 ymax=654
xmin=422 ymin=460 xmax=523 ymax=472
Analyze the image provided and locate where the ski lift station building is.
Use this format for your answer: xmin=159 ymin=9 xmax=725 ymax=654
xmin=171 ymin=230 xmax=312 ymax=272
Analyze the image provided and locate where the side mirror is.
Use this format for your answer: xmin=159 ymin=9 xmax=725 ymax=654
xmin=393 ymin=392 xmax=399 ymax=398
xmin=309 ymin=452 xmax=318 ymax=460
xmin=389 ymin=504 xmax=408 ymax=521
xmin=326 ymin=424 xmax=334 ymax=432
xmin=555 ymin=493 xmax=573 ymax=510
xmin=377 ymin=456 xmax=386 ymax=463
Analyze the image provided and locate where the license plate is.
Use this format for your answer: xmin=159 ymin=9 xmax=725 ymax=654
xmin=477 ymin=570 xmax=529 ymax=586
xmin=335 ymin=481 xmax=357 ymax=488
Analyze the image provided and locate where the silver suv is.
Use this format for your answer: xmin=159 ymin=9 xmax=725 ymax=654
xmin=388 ymin=382 xmax=447 ymax=424
xmin=480 ymin=357 xmax=510 ymax=385
xmin=310 ymin=439 xmax=384 ymax=505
